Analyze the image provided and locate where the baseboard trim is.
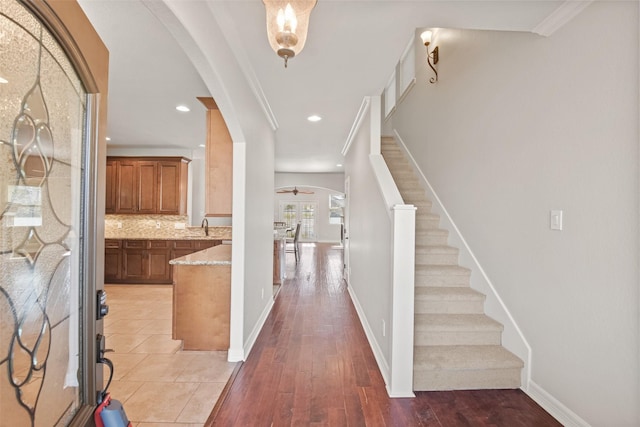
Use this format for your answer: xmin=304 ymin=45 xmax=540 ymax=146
xmin=242 ymin=297 xmax=274 ymax=360
xmin=527 ymin=381 xmax=591 ymax=427
xmin=346 ymin=285 xmax=391 ymax=388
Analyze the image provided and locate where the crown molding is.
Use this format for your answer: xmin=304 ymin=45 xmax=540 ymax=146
xmin=532 ymin=0 xmax=594 ymax=37
xmin=342 ymin=97 xmax=371 ymax=157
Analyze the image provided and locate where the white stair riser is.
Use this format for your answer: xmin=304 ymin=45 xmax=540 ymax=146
xmin=413 ymin=368 xmax=522 ymax=391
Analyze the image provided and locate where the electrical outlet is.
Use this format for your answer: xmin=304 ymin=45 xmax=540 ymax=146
xmin=382 ymin=319 xmax=386 ymax=337
xmin=156 ymin=221 xmax=161 ymax=229
xmin=117 ymin=222 xmax=122 ymax=229
xmin=261 ymin=288 xmax=264 ymax=299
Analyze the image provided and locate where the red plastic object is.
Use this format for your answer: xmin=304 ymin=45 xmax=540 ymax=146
xmin=94 ymin=393 xmax=111 ymax=427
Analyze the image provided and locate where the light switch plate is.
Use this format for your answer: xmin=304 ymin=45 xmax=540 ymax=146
xmin=550 ymin=210 xmax=563 ymax=231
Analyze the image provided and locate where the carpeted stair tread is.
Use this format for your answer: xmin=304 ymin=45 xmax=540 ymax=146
xmin=415 ymin=244 xmax=458 ymax=254
xmin=414 ymin=314 xmax=503 ymax=332
xmin=415 ymin=265 xmax=472 ymax=287
xmin=414 ymin=345 xmax=524 ymax=371
xmin=415 ymin=229 xmax=449 ymax=246
xmin=415 ymin=287 xmax=486 ymax=314
xmin=415 ymin=245 xmax=459 ymax=265
xmin=416 ymin=228 xmax=448 ymax=238
xmin=415 ymin=286 xmax=485 ymax=301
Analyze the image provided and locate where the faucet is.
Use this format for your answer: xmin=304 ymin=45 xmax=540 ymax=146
xmin=201 ymin=218 xmax=209 ymax=236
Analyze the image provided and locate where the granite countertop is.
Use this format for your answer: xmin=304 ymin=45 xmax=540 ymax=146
xmin=169 ymin=243 xmax=232 ymax=266
xmin=106 ymin=227 xmax=231 ymax=241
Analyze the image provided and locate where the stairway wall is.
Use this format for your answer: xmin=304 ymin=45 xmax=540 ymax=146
xmin=343 ymin=100 xmax=394 ymax=380
xmin=391 ymin=132 xmax=531 ymax=388
xmin=387 ymin=3 xmax=639 ymax=426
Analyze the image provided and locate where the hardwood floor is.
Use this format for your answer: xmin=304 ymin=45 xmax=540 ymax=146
xmin=210 ymin=243 xmax=560 ymax=426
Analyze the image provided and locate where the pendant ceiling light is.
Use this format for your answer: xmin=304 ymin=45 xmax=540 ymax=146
xmin=263 ymin=0 xmax=317 ymax=68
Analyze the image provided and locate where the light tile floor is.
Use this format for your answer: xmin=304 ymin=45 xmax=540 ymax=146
xmin=103 ymin=284 xmax=236 ymax=427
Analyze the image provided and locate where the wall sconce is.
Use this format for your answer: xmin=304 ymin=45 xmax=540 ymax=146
xmin=263 ymin=0 xmax=317 ymax=68
xmin=420 ymin=30 xmax=439 ymax=83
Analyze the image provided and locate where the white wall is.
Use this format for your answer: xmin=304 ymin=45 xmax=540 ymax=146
xmin=344 ymin=106 xmax=393 ymax=372
xmin=274 ymin=173 xmax=345 ymax=242
xmin=390 ymin=2 xmax=639 ymax=426
xmin=153 ymin=0 xmax=277 ymax=359
xmin=275 ymin=172 xmax=345 ymax=192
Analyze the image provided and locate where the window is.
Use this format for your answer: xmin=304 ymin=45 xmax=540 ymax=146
xmin=279 ymin=201 xmax=317 ymax=241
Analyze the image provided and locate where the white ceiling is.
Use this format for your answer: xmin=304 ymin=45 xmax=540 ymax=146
xmin=78 ymin=0 xmax=563 ymax=172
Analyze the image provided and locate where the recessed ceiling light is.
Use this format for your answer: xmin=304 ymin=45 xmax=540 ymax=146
xmin=176 ymin=105 xmax=190 ymax=112
xmin=307 ymin=115 xmax=322 ymax=122
xmin=199 ymin=144 xmax=206 ymax=148
xmin=0 ymin=76 xmax=8 ymax=84
xmin=336 ymin=164 xmax=343 ymax=167
xmin=105 ymin=137 xmax=111 ymax=141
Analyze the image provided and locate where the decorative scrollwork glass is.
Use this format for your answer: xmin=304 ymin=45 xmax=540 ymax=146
xmin=1 ymin=0 xmax=87 ymax=425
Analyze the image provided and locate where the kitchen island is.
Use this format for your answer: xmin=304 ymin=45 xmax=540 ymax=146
xmin=170 ymin=244 xmax=231 ymax=351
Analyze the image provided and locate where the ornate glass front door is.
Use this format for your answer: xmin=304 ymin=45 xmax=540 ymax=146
xmin=0 ymin=0 xmax=90 ymax=424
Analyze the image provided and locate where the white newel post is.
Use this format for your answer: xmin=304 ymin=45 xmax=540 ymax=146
xmin=388 ymin=204 xmax=416 ymax=397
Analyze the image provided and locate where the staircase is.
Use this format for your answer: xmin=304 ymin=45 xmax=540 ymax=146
xmin=381 ymin=136 xmax=524 ymax=391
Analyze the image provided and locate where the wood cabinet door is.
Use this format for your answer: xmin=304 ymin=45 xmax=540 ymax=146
xmin=157 ymin=161 xmax=181 ymax=214
xmin=205 ymin=109 xmax=232 ymax=216
xmin=104 ymin=240 xmax=122 ymax=282
xmin=108 ymin=156 xmax=189 ymax=215
xmin=136 ymin=161 xmax=158 ymax=214
xmin=148 ymin=249 xmax=171 ymax=282
xmin=123 ymin=248 xmax=147 ymax=281
xmin=105 ymin=160 xmax=117 ymax=214
xmin=194 ymin=240 xmax=219 ymax=250
xmin=116 ymin=161 xmax=137 ymax=213
xmin=171 ymin=240 xmax=195 ymax=261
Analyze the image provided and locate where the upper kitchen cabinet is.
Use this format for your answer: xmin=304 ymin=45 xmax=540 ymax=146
xmin=106 ymin=156 xmax=190 ymax=215
xmin=105 ymin=159 xmax=117 ymax=213
xmin=199 ymin=97 xmax=232 ymax=217
xmin=158 ymin=160 xmax=189 ymax=214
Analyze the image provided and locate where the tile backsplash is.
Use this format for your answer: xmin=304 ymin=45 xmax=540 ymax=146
xmin=105 ymin=215 xmax=231 ymax=240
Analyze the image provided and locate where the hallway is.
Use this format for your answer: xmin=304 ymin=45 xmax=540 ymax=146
xmin=210 ymin=243 xmax=560 ymax=426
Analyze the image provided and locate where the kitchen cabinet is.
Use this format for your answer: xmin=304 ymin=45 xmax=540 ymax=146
xmin=171 ymin=244 xmax=231 ymax=350
xmin=122 ymin=240 xmax=172 ymax=283
xmin=171 ymin=239 xmax=220 ymax=260
xmin=107 ymin=157 xmax=190 ymax=215
xmin=104 ymin=239 xmax=122 ymax=282
xmin=104 ymin=239 xmax=221 ymax=284
xmin=273 ymin=238 xmax=285 ymax=285
xmin=158 ymin=160 xmax=189 ymax=214
xmin=105 ymin=160 xmax=117 ymax=214
xmin=199 ymin=99 xmax=232 ymax=217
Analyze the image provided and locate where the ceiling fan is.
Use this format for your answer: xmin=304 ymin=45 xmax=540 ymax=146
xmin=277 ymin=186 xmax=314 ymax=196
